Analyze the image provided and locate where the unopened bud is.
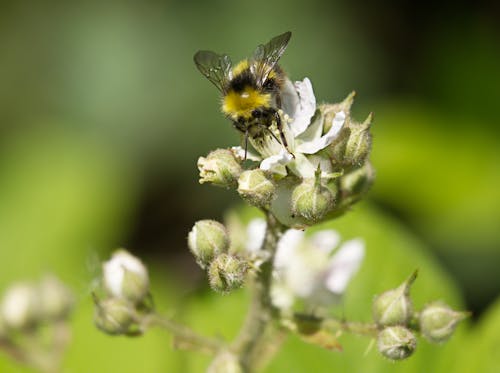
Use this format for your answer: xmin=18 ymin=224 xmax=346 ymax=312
xmin=291 ymin=172 xmax=336 ymax=223
xmin=198 ymin=149 xmax=242 ymax=188
xmin=377 ymin=326 xmax=417 ymax=361
xmin=344 ymin=114 xmax=372 ymax=168
xmin=188 ymin=220 xmax=230 ymax=269
xmin=237 ymin=169 xmax=276 ymax=207
xmin=94 ymin=297 xmax=136 ymax=335
xmin=340 ymin=162 xmax=374 ymax=201
xmin=208 ymin=254 xmax=248 ymax=294
xmin=419 ymin=302 xmax=468 ymax=344
xmin=38 ymin=275 xmax=74 ymax=321
xmin=207 ymin=351 xmax=243 ymax=373
xmin=373 ymin=271 xmax=416 ymax=327
xmin=1 ymin=283 xmax=40 ymax=330
xmin=103 ymin=250 xmax=150 ymax=304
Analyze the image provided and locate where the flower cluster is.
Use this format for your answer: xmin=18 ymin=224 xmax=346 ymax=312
xmin=93 ymin=249 xmax=151 ymax=335
xmin=0 ymin=275 xmax=74 ymax=371
xmin=198 ymin=77 xmax=374 ymax=228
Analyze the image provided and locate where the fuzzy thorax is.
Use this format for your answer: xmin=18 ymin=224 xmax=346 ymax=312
xmin=222 ymin=86 xmax=271 ymax=121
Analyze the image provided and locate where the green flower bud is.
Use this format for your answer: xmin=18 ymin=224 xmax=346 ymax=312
xmin=237 ymin=169 xmax=276 ymax=207
xmin=38 ymin=275 xmax=74 ymax=321
xmin=207 ymin=351 xmax=243 ymax=373
xmin=334 ymin=162 xmax=374 ymax=216
xmin=377 ymin=326 xmax=417 ymax=361
xmin=94 ymin=297 xmax=136 ymax=335
xmin=0 ymin=283 xmax=40 ymax=330
xmin=208 ymin=254 xmax=248 ymax=294
xmin=373 ymin=271 xmax=417 ymax=327
xmin=291 ymin=171 xmax=336 ymax=223
xmin=103 ymin=250 xmax=150 ymax=305
xmin=188 ymin=220 xmax=230 ymax=269
xmin=198 ymin=149 xmax=242 ymax=188
xmin=419 ymin=302 xmax=468 ymax=344
xmin=343 ymin=114 xmax=372 ymax=169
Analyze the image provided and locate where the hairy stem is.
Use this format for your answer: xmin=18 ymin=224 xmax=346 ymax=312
xmin=143 ymin=313 xmax=224 ymax=354
xmin=231 ymin=213 xmax=285 ymax=372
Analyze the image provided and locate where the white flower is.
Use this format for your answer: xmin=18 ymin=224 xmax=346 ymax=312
xmin=244 ymin=219 xmax=365 ymax=311
xmin=103 ymin=250 xmax=149 ymax=304
xmin=1 ymin=283 xmax=40 ymax=329
xmin=232 ymin=78 xmax=346 ymax=179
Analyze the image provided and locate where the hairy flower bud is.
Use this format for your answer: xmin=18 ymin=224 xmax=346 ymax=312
xmin=188 ymin=220 xmax=230 ymax=268
xmin=377 ymin=326 xmax=417 ymax=361
xmin=373 ymin=271 xmax=416 ymax=327
xmin=419 ymin=302 xmax=468 ymax=344
xmin=1 ymin=283 xmax=40 ymax=330
xmin=38 ymin=275 xmax=74 ymax=321
xmin=103 ymin=250 xmax=150 ymax=304
xmin=198 ymin=149 xmax=242 ymax=188
xmin=208 ymin=254 xmax=248 ymax=294
xmin=343 ymin=114 xmax=372 ymax=169
xmin=237 ymin=169 xmax=276 ymax=207
xmin=291 ymin=172 xmax=336 ymax=223
xmin=94 ymin=297 xmax=136 ymax=335
xmin=207 ymin=351 xmax=243 ymax=373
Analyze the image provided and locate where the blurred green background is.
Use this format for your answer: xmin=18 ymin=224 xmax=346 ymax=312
xmin=0 ymin=0 xmax=498 ymax=371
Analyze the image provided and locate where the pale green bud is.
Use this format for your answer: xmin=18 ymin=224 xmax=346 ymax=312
xmin=94 ymin=297 xmax=136 ymax=335
xmin=207 ymin=351 xmax=243 ymax=373
xmin=338 ymin=162 xmax=375 ymax=210
xmin=373 ymin=271 xmax=416 ymax=327
xmin=291 ymin=172 xmax=336 ymax=223
xmin=198 ymin=149 xmax=242 ymax=188
xmin=377 ymin=326 xmax=417 ymax=361
xmin=343 ymin=114 xmax=372 ymax=169
xmin=103 ymin=250 xmax=150 ymax=304
xmin=208 ymin=254 xmax=248 ymax=294
xmin=38 ymin=275 xmax=74 ymax=322
xmin=0 ymin=283 xmax=40 ymax=330
xmin=188 ymin=220 xmax=230 ymax=269
xmin=419 ymin=302 xmax=468 ymax=344
xmin=237 ymin=169 xmax=276 ymax=207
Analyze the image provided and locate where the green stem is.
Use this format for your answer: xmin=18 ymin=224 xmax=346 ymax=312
xmin=231 ymin=213 xmax=285 ymax=372
xmin=143 ymin=313 xmax=224 ymax=354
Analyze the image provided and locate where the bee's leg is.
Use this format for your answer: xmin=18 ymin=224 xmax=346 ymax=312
xmin=244 ymin=130 xmax=249 ymax=161
xmin=274 ymin=111 xmax=294 ymax=157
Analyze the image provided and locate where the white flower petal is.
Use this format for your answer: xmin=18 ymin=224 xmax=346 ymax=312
xmin=103 ymin=250 xmax=148 ymax=298
xmin=245 ymin=218 xmax=267 ymax=252
xmin=259 ymin=149 xmax=293 ymax=176
xmin=289 ymin=78 xmax=317 ymax=137
xmin=270 ymin=281 xmax=295 ymax=310
xmin=274 ymin=229 xmax=304 ymax=269
xmin=310 ymin=230 xmax=341 ymax=254
xmin=295 ymin=110 xmax=345 ymax=154
xmin=231 ymin=146 xmax=261 ymax=161
xmin=325 ymin=238 xmax=365 ymax=294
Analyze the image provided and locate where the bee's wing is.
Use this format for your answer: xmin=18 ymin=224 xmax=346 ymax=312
xmin=193 ymin=50 xmax=232 ymax=93
xmin=251 ymin=31 xmax=292 ymax=87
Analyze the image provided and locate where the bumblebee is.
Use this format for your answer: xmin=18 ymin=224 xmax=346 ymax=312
xmin=194 ymin=32 xmax=292 ymax=157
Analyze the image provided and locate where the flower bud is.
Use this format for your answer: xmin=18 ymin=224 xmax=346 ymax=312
xmin=38 ymin=275 xmax=74 ymax=321
xmin=208 ymin=254 xmax=248 ymax=294
xmin=419 ymin=302 xmax=468 ymax=344
xmin=343 ymin=114 xmax=372 ymax=169
xmin=1 ymin=283 xmax=40 ymax=330
xmin=207 ymin=351 xmax=243 ymax=373
xmin=373 ymin=271 xmax=416 ymax=327
xmin=237 ymin=169 xmax=276 ymax=207
xmin=377 ymin=326 xmax=417 ymax=361
xmin=188 ymin=220 xmax=230 ymax=269
xmin=94 ymin=297 xmax=136 ymax=335
xmin=103 ymin=250 xmax=150 ymax=304
xmin=198 ymin=149 xmax=242 ymax=188
xmin=291 ymin=172 xmax=336 ymax=223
